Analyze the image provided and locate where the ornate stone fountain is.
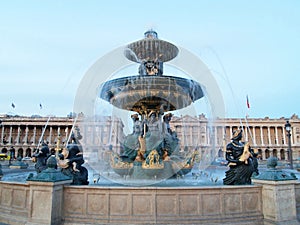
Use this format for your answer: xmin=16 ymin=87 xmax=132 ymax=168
xmin=99 ymin=30 xmax=203 ymax=180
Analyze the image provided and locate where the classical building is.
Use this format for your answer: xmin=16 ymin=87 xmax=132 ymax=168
xmin=170 ymin=114 xmax=300 ymax=162
xmin=0 ymin=116 xmax=75 ymax=158
xmin=0 ymin=114 xmax=299 ymax=163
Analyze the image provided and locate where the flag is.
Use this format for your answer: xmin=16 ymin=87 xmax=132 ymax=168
xmin=11 ymin=103 xmax=15 ymax=108
xmin=246 ymin=95 xmax=250 ymax=109
xmin=39 ymin=103 xmax=42 ymax=109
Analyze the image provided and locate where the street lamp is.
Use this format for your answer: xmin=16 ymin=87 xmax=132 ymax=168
xmin=285 ymin=120 xmax=293 ymax=169
xmin=0 ymin=120 xmax=2 ymax=179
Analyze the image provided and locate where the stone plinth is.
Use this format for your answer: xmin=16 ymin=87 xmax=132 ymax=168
xmin=253 ymin=179 xmax=300 ymax=225
xmin=26 ymin=180 xmax=72 ymax=225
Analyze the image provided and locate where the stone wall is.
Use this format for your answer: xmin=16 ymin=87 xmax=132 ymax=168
xmin=0 ymin=181 xmax=264 ymax=225
xmin=0 ymin=182 xmax=29 ymax=224
xmin=296 ymin=183 xmax=300 ymax=221
xmin=63 ymin=185 xmax=263 ymax=225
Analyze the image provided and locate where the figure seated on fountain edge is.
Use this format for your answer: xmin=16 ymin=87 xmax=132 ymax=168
xmin=57 ymin=131 xmax=89 ymax=185
xmin=223 ymin=129 xmax=259 ymax=185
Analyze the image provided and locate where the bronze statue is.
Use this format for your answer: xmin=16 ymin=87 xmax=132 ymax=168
xmin=163 ymin=113 xmax=173 ymax=134
xmin=57 ymin=129 xmax=89 ymax=185
xmin=33 ymin=142 xmax=50 ymax=173
xmin=131 ymin=113 xmax=142 ymax=134
xmin=223 ymin=129 xmax=258 ymax=185
xmin=138 ymin=60 xmax=163 ymax=76
xmin=58 ymin=143 xmax=88 ymax=185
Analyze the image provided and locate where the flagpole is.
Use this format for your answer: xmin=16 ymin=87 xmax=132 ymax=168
xmin=244 ymin=95 xmax=254 ymax=143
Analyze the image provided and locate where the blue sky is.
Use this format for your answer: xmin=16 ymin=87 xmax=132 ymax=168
xmin=0 ymin=0 xmax=299 ymax=119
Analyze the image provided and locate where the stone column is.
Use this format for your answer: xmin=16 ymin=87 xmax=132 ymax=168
xmin=206 ymin=126 xmax=210 ymax=146
xmin=245 ymin=126 xmax=248 ymax=142
xmin=16 ymin=126 xmax=21 ymax=144
xmin=221 ymin=126 xmax=224 ymax=146
xmin=1 ymin=125 xmax=4 ymax=144
xmin=291 ymin=127 xmax=294 ymax=145
xmin=282 ymin=126 xmax=287 ymax=145
xmin=24 ymin=126 xmax=29 ymax=145
xmin=252 ymin=126 xmax=257 ymax=145
xmin=198 ymin=125 xmax=201 ymax=146
xmin=268 ymin=126 xmax=271 ymax=145
xmin=49 ymin=126 xmax=52 ymax=145
xmin=260 ymin=126 xmax=264 ymax=146
xmin=275 ymin=126 xmax=279 ymax=146
xmin=55 ymin=127 xmax=61 ymax=146
xmin=65 ymin=127 xmax=69 ymax=144
xmin=32 ymin=126 xmax=37 ymax=145
xmin=8 ymin=126 xmax=12 ymax=145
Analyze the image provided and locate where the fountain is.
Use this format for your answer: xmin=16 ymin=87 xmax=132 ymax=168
xmin=0 ymin=31 xmax=272 ymax=225
xmin=72 ymin=30 xmax=227 ymax=187
xmin=97 ymin=30 xmax=203 ymax=182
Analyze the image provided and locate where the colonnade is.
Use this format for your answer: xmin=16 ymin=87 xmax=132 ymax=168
xmin=0 ymin=115 xmax=299 ymax=162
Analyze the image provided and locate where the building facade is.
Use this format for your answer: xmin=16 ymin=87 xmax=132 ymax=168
xmin=0 ymin=116 xmax=75 ymax=158
xmin=170 ymin=113 xmax=300 ymax=162
xmin=0 ymin=114 xmax=299 ymax=163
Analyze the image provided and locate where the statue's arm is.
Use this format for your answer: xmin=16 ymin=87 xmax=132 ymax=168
xmin=68 ymin=154 xmax=84 ymax=165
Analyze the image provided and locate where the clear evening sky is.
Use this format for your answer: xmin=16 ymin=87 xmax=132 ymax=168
xmin=0 ymin=0 xmax=299 ymax=119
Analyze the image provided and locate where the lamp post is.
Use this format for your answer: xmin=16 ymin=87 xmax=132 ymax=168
xmin=285 ymin=120 xmax=293 ymax=169
xmin=0 ymin=120 xmax=2 ymax=179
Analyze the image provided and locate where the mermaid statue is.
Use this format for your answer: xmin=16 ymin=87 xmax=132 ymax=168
xmin=223 ymin=129 xmax=259 ymax=185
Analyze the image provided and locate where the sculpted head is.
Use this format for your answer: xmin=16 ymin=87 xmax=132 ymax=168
xmin=231 ymin=129 xmax=242 ymax=141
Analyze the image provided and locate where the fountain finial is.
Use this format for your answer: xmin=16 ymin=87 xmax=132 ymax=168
xmin=144 ymin=29 xmax=158 ymax=39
